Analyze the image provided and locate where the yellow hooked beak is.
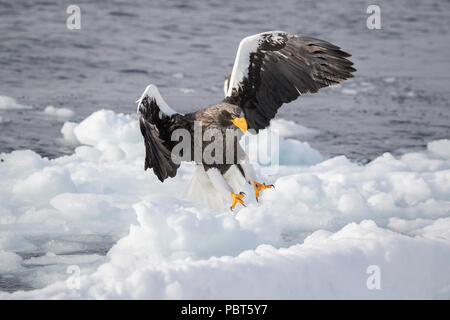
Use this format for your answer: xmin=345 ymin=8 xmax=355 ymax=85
xmin=231 ymin=117 xmax=248 ymax=133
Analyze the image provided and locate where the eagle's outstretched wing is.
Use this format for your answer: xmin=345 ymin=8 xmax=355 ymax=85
xmin=224 ymin=31 xmax=356 ymax=131
xmin=136 ymin=85 xmax=180 ymax=182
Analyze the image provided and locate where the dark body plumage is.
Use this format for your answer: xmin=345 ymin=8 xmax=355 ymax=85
xmin=139 ymin=98 xmax=242 ymax=181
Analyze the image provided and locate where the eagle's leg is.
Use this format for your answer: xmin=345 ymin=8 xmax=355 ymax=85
xmin=230 ymin=192 xmax=246 ymax=210
xmin=252 ymin=182 xmax=274 ymax=202
xmin=205 ymin=167 xmax=246 ymax=210
xmin=237 ymin=162 xmax=274 ymax=202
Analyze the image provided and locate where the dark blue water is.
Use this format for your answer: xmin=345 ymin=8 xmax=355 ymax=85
xmin=1 ymin=0 xmax=449 ymax=161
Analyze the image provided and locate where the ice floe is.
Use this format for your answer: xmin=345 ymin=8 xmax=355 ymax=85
xmin=0 ymin=109 xmax=449 ymax=299
xmin=0 ymin=96 xmax=32 ymax=110
xmin=43 ymin=106 xmax=74 ymax=119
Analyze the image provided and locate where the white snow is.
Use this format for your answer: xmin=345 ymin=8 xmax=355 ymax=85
xmin=270 ymin=118 xmax=320 ymax=138
xmin=428 ymin=139 xmax=450 ymax=159
xmin=44 ymin=106 xmax=74 ymax=119
xmin=22 ymin=253 xmax=104 ymax=267
xmin=0 ymin=251 xmax=23 ymax=273
xmin=245 ymin=127 xmax=323 ymax=166
xmin=60 ymin=122 xmax=80 ymax=145
xmin=0 ymin=109 xmax=450 ymax=299
xmin=0 ymin=96 xmax=32 ymax=110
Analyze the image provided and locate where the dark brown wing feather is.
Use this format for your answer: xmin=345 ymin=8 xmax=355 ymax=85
xmin=226 ymin=34 xmax=356 ymax=131
xmin=138 ymin=97 xmax=179 ymax=182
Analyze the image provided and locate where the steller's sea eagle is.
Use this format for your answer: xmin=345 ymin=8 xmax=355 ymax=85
xmin=137 ymin=31 xmax=355 ymax=210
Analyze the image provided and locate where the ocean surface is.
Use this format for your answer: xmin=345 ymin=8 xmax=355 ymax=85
xmin=1 ymin=0 xmax=449 ymax=162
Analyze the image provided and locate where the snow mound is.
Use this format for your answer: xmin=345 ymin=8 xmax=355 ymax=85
xmin=0 ymin=96 xmax=32 ymax=110
xmin=0 ymin=109 xmax=449 ymax=299
xmin=270 ymin=118 xmax=320 ymax=138
xmin=0 ymin=251 xmax=23 ymax=273
xmin=428 ymin=139 xmax=450 ymax=159
xmin=73 ymin=109 xmax=139 ymax=147
xmin=244 ymin=128 xmax=324 ymax=167
xmin=60 ymin=122 xmax=80 ymax=145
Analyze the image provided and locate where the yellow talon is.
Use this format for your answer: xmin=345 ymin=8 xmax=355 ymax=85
xmin=230 ymin=192 xmax=246 ymax=210
xmin=252 ymin=182 xmax=274 ymax=202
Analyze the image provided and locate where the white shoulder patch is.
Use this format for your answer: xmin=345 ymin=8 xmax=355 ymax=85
xmin=136 ymin=84 xmax=183 ymax=116
xmin=226 ymin=31 xmax=286 ymax=97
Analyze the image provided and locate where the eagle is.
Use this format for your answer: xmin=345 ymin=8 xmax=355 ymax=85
xmin=136 ymin=31 xmax=355 ymax=210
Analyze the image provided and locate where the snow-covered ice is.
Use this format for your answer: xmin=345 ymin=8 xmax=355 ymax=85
xmin=269 ymin=118 xmax=320 ymax=139
xmin=60 ymin=122 xmax=80 ymax=145
xmin=0 ymin=109 xmax=449 ymax=299
xmin=43 ymin=106 xmax=75 ymax=119
xmin=0 ymin=96 xmax=32 ymax=110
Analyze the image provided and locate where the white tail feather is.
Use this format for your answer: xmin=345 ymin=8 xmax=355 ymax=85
xmin=184 ymin=165 xmax=246 ymax=209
